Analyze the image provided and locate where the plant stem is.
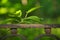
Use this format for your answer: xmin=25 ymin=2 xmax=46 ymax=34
xmin=25 ymin=13 xmax=28 ymax=18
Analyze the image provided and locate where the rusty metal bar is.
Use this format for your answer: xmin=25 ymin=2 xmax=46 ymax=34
xmin=0 ymin=24 xmax=60 ymax=28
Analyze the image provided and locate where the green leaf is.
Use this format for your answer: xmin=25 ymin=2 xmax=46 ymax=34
xmin=0 ymin=18 xmax=13 ymax=24
xmin=15 ymin=10 xmax=22 ymax=17
xmin=25 ymin=6 xmax=42 ymax=18
xmin=9 ymin=10 xmax=22 ymax=17
xmin=26 ymin=6 xmax=41 ymax=14
xmin=21 ymin=16 xmax=41 ymax=24
xmin=25 ymin=16 xmax=41 ymax=22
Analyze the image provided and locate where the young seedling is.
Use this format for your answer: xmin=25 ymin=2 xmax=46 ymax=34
xmin=14 ymin=5 xmax=43 ymax=24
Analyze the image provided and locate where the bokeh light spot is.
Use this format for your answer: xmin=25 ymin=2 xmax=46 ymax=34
xmin=21 ymin=0 xmax=28 ymax=5
xmin=9 ymin=8 xmax=16 ymax=13
xmin=0 ymin=8 xmax=8 ymax=14
xmin=1 ymin=0 xmax=8 ymax=4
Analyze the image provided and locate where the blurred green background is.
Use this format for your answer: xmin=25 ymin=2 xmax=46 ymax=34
xmin=0 ymin=0 xmax=60 ymax=40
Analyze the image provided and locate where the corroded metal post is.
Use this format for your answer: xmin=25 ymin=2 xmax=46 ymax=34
xmin=44 ymin=27 xmax=51 ymax=34
xmin=10 ymin=28 xmax=17 ymax=34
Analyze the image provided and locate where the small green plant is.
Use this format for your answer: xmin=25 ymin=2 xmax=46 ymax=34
xmin=10 ymin=6 xmax=42 ymax=24
xmin=0 ymin=6 xmax=43 ymax=24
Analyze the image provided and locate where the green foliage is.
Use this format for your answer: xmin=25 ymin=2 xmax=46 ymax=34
xmin=25 ymin=6 xmax=42 ymax=18
xmin=20 ymin=16 xmax=41 ymax=24
xmin=0 ymin=5 xmax=42 ymax=24
xmin=1 ymin=6 xmax=41 ymax=24
xmin=17 ymin=6 xmax=42 ymax=24
xmin=0 ymin=18 xmax=12 ymax=24
xmin=9 ymin=10 xmax=22 ymax=18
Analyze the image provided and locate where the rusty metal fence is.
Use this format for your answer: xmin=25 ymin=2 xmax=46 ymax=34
xmin=0 ymin=24 xmax=60 ymax=40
